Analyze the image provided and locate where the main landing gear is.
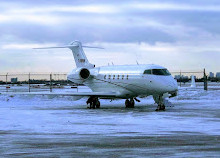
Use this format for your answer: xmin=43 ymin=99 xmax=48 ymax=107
xmin=125 ymin=98 xmax=134 ymax=108
xmin=153 ymin=95 xmax=166 ymax=111
xmin=86 ymin=96 xmax=100 ymax=109
xmin=125 ymin=97 xmax=140 ymax=108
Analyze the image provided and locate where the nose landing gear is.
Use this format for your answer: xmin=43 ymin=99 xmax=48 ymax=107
xmin=153 ymin=95 xmax=166 ymax=111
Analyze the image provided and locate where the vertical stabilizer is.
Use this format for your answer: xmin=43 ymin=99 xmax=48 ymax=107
xmin=68 ymin=41 xmax=94 ymax=68
xmin=33 ymin=40 xmax=99 ymax=68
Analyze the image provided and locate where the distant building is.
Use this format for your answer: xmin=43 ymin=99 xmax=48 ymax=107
xmin=174 ymin=75 xmax=188 ymax=80
xmin=209 ymin=72 xmax=214 ymax=78
xmin=11 ymin=78 xmax=18 ymax=83
xmin=216 ymin=72 xmax=220 ymax=78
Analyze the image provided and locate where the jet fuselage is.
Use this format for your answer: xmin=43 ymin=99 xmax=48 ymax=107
xmin=67 ymin=64 xmax=178 ymax=99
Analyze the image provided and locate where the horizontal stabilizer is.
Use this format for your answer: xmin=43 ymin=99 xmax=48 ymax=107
xmin=33 ymin=45 xmax=104 ymax=49
xmin=82 ymin=46 xmax=104 ymax=49
xmin=33 ymin=46 xmax=70 ymax=49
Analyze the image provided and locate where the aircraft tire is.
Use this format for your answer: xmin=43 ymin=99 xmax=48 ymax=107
xmin=130 ymin=99 xmax=135 ymax=108
xmin=96 ymin=100 xmax=100 ymax=108
xmin=125 ymin=99 xmax=130 ymax=108
xmin=161 ymin=105 xmax=165 ymax=110
xmin=92 ymin=102 xmax=96 ymax=109
xmin=125 ymin=99 xmax=135 ymax=108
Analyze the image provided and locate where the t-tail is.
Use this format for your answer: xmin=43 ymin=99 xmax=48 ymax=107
xmin=34 ymin=40 xmax=103 ymax=68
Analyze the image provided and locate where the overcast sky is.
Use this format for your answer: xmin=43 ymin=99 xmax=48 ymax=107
xmin=0 ymin=0 xmax=220 ymax=73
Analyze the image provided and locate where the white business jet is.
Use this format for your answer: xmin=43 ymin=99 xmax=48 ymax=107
xmin=34 ymin=40 xmax=178 ymax=111
xmin=1 ymin=41 xmax=178 ymax=111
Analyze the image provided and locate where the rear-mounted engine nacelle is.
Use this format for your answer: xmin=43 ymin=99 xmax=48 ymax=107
xmin=67 ymin=68 xmax=91 ymax=84
xmin=79 ymin=68 xmax=90 ymax=79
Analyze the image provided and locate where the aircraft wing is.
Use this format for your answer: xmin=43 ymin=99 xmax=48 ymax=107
xmin=0 ymin=91 xmax=118 ymax=98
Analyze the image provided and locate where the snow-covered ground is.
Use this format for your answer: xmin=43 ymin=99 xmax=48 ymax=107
xmin=0 ymin=83 xmax=220 ymax=157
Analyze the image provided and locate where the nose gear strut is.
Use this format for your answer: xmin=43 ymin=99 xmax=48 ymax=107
xmin=153 ymin=95 xmax=166 ymax=111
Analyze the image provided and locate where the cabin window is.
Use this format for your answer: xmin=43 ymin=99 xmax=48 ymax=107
xmin=117 ymin=75 xmax=120 ymax=79
xmin=113 ymin=75 xmax=115 ymax=79
xmin=122 ymin=75 xmax=124 ymax=79
xmin=127 ymin=75 xmax=129 ymax=79
xmin=108 ymin=75 xmax=111 ymax=79
xmin=104 ymin=75 xmax=106 ymax=79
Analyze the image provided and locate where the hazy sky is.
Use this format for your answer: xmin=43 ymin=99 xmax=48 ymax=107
xmin=0 ymin=0 xmax=220 ymax=73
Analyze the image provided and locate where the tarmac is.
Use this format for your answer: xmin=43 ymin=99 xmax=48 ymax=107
xmin=0 ymin=84 xmax=219 ymax=157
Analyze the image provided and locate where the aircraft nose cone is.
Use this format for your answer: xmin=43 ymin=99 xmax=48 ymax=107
xmin=153 ymin=77 xmax=178 ymax=94
xmin=163 ymin=78 xmax=178 ymax=93
xmin=166 ymin=84 xmax=178 ymax=92
xmin=167 ymin=79 xmax=178 ymax=92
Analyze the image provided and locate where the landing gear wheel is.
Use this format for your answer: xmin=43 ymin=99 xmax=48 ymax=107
xmin=155 ymin=104 xmax=166 ymax=111
xmin=96 ymin=100 xmax=100 ymax=108
xmin=125 ymin=98 xmax=135 ymax=108
xmin=161 ymin=105 xmax=165 ymax=110
xmin=130 ymin=99 xmax=135 ymax=108
xmin=86 ymin=97 xmax=93 ymax=109
xmin=87 ymin=96 xmax=100 ymax=109
xmin=125 ymin=99 xmax=130 ymax=108
xmin=92 ymin=101 xmax=96 ymax=109
xmin=154 ymin=95 xmax=166 ymax=111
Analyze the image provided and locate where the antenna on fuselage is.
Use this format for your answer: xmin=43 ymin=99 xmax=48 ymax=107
xmin=136 ymin=60 xmax=139 ymax=65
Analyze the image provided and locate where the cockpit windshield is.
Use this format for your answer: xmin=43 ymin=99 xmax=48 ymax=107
xmin=143 ymin=69 xmax=171 ymax=76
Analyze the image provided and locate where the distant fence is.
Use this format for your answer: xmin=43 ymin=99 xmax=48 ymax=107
xmin=0 ymin=72 xmax=69 ymax=92
xmin=171 ymin=69 xmax=208 ymax=90
xmin=0 ymin=73 xmax=67 ymax=82
xmin=0 ymin=69 xmax=210 ymax=92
